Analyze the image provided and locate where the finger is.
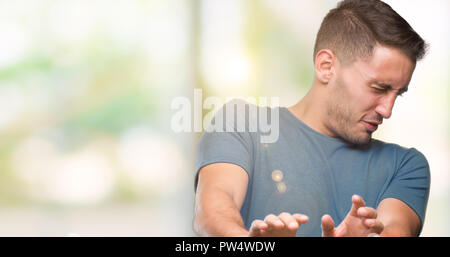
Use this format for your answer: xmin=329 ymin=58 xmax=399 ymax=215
xmin=364 ymin=219 xmax=384 ymax=234
xmin=251 ymin=219 xmax=268 ymax=231
xmin=321 ymin=214 xmax=336 ymax=237
xmin=357 ymin=207 xmax=377 ymax=219
xmin=249 ymin=220 xmax=268 ymax=236
xmin=264 ymin=214 xmax=284 ymax=229
xmin=278 ymin=212 xmax=298 ymax=231
xmin=293 ymin=214 xmax=309 ymax=225
xmin=349 ymin=194 xmax=366 ymax=217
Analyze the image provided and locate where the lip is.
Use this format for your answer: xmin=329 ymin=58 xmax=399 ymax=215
xmin=362 ymin=121 xmax=379 ymax=132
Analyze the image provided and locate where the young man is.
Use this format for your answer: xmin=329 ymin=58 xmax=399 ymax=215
xmin=193 ymin=0 xmax=430 ymax=237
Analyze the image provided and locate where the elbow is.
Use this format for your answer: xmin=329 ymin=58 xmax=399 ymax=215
xmin=192 ymin=214 xmax=204 ymax=236
xmin=193 ymin=212 xmax=216 ymax=237
xmin=193 ymin=203 xmax=210 ymax=236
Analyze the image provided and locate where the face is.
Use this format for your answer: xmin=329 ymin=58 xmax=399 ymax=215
xmin=324 ymin=45 xmax=416 ymax=145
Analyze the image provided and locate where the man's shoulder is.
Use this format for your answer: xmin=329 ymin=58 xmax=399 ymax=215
xmin=203 ymin=98 xmax=282 ymax=144
xmin=370 ymin=139 xmax=406 ymax=150
xmin=370 ymin=139 xmax=429 ymax=165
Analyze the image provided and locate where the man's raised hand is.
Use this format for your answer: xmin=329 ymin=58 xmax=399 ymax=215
xmin=321 ymin=195 xmax=384 ymax=237
xmin=249 ymin=212 xmax=309 ymax=237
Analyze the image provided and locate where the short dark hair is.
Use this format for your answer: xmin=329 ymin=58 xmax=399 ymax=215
xmin=313 ymin=0 xmax=427 ymax=65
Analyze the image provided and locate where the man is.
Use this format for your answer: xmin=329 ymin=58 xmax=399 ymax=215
xmin=193 ymin=0 xmax=430 ymax=237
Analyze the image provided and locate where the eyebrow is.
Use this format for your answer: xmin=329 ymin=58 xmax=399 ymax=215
xmin=374 ymin=82 xmax=408 ymax=95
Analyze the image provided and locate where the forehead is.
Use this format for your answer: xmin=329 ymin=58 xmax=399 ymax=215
xmin=350 ymin=44 xmax=416 ymax=88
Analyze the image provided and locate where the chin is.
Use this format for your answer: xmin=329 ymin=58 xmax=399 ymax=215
xmin=353 ymin=135 xmax=372 ymax=145
xmin=354 ymin=137 xmax=372 ymax=145
xmin=341 ymin=131 xmax=372 ymax=145
xmin=328 ymin=121 xmax=372 ymax=145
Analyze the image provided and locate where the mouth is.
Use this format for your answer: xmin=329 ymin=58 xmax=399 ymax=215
xmin=362 ymin=121 xmax=380 ymax=132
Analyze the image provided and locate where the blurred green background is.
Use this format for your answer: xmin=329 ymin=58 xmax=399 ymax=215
xmin=0 ymin=0 xmax=448 ymax=236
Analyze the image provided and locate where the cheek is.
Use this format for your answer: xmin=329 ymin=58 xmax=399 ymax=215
xmin=334 ymin=73 xmax=377 ymax=118
xmin=350 ymin=87 xmax=379 ymax=115
xmin=355 ymin=96 xmax=376 ymax=113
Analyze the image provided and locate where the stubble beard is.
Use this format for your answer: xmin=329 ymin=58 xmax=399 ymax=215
xmin=325 ymin=94 xmax=372 ymax=146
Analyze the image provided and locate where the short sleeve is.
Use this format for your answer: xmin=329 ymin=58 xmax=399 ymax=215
xmin=194 ymin=100 xmax=254 ymax=191
xmin=378 ymin=148 xmax=431 ymax=233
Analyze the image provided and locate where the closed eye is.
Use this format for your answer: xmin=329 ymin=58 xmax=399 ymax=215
xmin=372 ymin=87 xmax=388 ymax=94
xmin=371 ymin=82 xmax=407 ymax=97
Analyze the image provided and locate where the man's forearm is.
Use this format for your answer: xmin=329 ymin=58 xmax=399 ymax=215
xmin=194 ymin=190 xmax=249 ymax=237
xmin=380 ymin=223 xmax=416 ymax=237
xmin=194 ymin=211 xmax=248 ymax=236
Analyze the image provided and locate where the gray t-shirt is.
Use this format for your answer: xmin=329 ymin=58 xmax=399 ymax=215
xmin=195 ymin=100 xmax=430 ymax=236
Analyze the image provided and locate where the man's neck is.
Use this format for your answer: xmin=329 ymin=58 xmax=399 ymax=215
xmin=288 ymin=86 xmax=336 ymax=138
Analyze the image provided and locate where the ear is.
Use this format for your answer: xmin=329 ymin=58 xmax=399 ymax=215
xmin=314 ymin=49 xmax=337 ymax=84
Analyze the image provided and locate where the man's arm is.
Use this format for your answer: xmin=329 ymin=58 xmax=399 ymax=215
xmin=376 ymin=198 xmax=421 ymax=237
xmin=194 ymin=162 xmax=309 ymax=237
xmin=194 ymin=162 xmax=249 ymax=236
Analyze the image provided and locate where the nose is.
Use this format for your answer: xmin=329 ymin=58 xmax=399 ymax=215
xmin=375 ymin=94 xmax=396 ymax=119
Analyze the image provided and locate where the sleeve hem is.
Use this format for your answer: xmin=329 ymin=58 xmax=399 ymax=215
xmin=194 ymin=159 xmax=251 ymax=192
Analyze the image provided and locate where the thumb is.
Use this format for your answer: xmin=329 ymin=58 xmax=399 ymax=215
xmin=321 ymin=214 xmax=336 ymax=237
